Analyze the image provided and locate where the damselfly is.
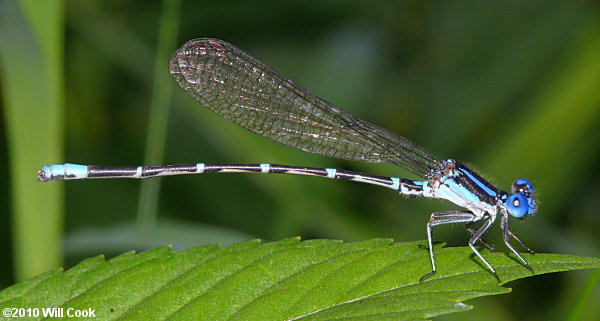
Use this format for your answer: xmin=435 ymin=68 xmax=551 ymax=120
xmin=38 ymin=38 xmax=537 ymax=281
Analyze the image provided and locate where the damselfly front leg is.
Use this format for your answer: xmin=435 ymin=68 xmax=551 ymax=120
xmin=501 ymin=211 xmax=535 ymax=272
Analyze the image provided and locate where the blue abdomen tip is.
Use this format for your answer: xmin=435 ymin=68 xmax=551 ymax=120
xmin=63 ymin=164 xmax=88 ymax=179
xmin=39 ymin=163 xmax=88 ymax=181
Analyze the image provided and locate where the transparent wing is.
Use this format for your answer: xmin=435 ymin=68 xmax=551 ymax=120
xmin=169 ymin=38 xmax=441 ymax=177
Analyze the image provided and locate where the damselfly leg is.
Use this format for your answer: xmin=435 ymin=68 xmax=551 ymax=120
xmin=420 ymin=211 xmax=478 ymax=282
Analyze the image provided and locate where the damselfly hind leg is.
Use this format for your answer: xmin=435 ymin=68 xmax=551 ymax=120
xmin=419 ymin=211 xmax=477 ymax=282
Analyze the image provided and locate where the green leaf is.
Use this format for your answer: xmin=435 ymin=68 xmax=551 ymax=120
xmin=0 ymin=239 xmax=597 ymax=320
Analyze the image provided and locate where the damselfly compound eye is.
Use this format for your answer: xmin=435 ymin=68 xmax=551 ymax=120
xmin=507 ymin=193 xmax=528 ymax=218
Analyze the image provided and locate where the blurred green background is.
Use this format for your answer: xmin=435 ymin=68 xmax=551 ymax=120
xmin=1 ymin=0 xmax=599 ymax=320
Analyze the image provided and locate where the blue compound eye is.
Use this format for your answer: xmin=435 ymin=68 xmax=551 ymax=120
xmin=507 ymin=193 xmax=528 ymax=218
xmin=512 ymin=178 xmax=534 ymax=197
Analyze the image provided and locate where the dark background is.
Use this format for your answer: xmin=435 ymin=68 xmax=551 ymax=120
xmin=1 ymin=1 xmax=599 ymax=320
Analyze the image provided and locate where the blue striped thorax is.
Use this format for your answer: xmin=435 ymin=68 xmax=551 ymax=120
xmin=426 ymin=159 xmax=536 ymax=219
xmin=422 ymin=160 xmax=495 ymax=215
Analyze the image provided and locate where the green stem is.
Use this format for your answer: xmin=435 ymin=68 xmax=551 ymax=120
xmin=136 ymin=0 xmax=182 ymax=229
xmin=0 ymin=0 xmax=65 ymax=280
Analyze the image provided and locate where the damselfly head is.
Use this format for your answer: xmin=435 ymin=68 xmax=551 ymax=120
xmin=506 ymin=178 xmax=537 ymax=218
